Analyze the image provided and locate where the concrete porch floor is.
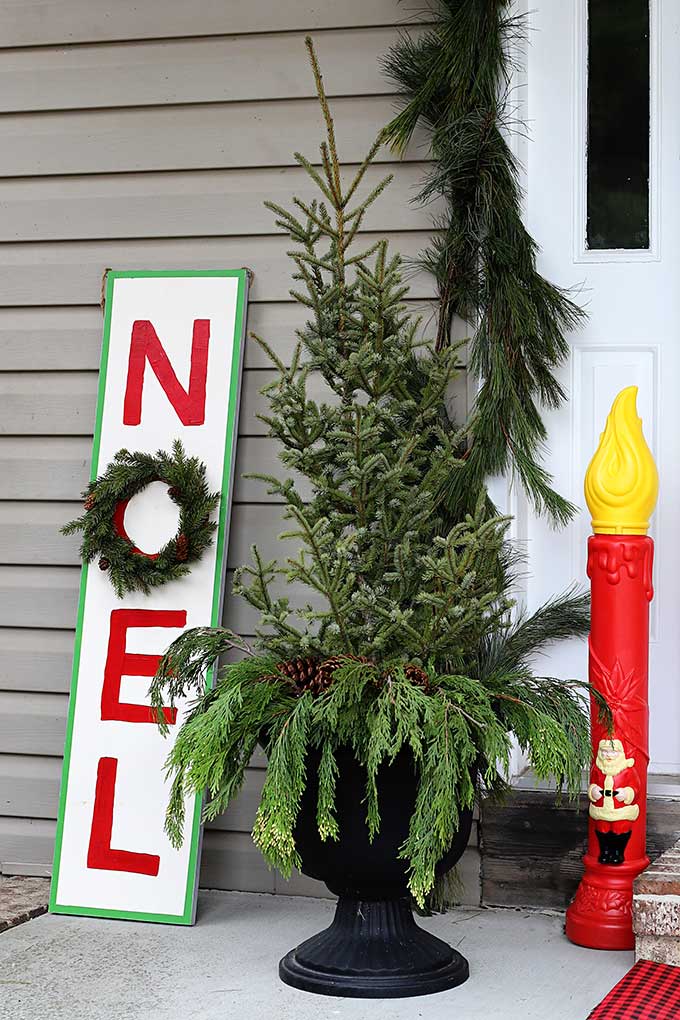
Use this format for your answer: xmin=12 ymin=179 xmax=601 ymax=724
xmin=0 ymin=892 xmax=631 ymax=1020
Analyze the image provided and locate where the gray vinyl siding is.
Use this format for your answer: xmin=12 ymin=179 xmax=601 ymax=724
xmin=0 ymin=0 xmax=478 ymax=899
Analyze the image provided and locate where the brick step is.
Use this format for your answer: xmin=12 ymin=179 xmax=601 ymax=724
xmin=634 ymin=839 xmax=680 ymax=964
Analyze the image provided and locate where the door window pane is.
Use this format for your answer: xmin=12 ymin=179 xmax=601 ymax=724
xmin=587 ymin=0 xmax=650 ymax=250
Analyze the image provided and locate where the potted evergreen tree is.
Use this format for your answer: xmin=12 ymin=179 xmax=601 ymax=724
xmin=150 ymin=40 xmax=601 ymax=999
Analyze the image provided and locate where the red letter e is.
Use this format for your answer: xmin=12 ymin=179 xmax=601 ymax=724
xmin=101 ymin=608 xmax=186 ymax=724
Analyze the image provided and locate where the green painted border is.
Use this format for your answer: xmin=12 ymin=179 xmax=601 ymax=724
xmin=49 ymin=269 xmax=248 ymax=926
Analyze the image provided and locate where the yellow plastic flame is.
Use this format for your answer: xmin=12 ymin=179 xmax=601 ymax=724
xmin=584 ymin=386 xmax=658 ymax=535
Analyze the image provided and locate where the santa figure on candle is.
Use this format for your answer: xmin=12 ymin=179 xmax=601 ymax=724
xmin=588 ymin=738 xmax=640 ymax=866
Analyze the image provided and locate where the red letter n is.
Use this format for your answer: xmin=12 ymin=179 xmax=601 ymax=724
xmin=123 ymin=319 xmax=210 ymax=425
xmin=87 ymin=757 xmax=160 ymax=876
xmin=101 ymin=608 xmax=186 ymax=724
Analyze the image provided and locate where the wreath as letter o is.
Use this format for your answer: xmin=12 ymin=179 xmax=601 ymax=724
xmin=63 ymin=440 xmax=220 ymax=597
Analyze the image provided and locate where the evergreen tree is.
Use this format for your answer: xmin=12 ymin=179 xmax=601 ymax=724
xmin=150 ymin=39 xmax=603 ymax=907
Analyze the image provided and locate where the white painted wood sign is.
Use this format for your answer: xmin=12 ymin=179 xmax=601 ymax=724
xmin=50 ymin=270 xmax=248 ymax=924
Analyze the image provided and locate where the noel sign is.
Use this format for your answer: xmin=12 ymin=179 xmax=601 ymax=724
xmin=50 ymin=270 xmax=248 ymax=924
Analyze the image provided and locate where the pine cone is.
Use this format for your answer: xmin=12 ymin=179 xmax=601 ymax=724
xmin=168 ymin=485 xmax=181 ymax=501
xmin=98 ymin=557 xmax=110 ymax=571
xmin=314 ymin=654 xmax=373 ymax=695
xmin=175 ymin=533 xmax=189 ymax=562
xmin=277 ymin=656 xmax=319 ymax=694
xmin=314 ymin=655 xmax=347 ymax=694
xmin=404 ymin=664 xmax=430 ymax=691
xmin=276 ymin=654 xmax=374 ymax=697
xmin=84 ymin=492 xmax=96 ymax=511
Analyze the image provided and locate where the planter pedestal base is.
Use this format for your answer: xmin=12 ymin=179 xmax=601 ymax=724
xmin=279 ymin=895 xmax=469 ymax=998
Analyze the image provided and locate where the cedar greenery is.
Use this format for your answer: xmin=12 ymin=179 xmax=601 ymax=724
xmin=152 ymin=617 xmax=600 ymax=907
xmin=382 ymin=0 xmax=585 ymax=525
xmin=150 ymin=38 xmax=601 ymax=906
xmin=63 ymin=440 xmax=219 ymax=597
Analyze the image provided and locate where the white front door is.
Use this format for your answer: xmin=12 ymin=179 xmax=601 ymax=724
xmin=524 ymin=0 xmax=680 ymax=771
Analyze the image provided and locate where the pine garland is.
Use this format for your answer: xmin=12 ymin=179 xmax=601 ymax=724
xmin=150 ymin=38 xmax=605 ymax=907
xmin=382 ymin=0 xmax=585 ymax=525
xmin=63 ymin=440 xmax=219 ymax=597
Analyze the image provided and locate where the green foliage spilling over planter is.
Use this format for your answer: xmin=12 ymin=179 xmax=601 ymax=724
xmin=153 ymin=622 xmax=599 ymax=905
xmin=151 ymin=39 xmax=602 ymax=906
xmin=383 ymin=0 xmax=585 ymax=525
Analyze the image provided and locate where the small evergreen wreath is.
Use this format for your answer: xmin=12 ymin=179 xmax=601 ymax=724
xmin=63 ymin=440 xmax=220 ymax=597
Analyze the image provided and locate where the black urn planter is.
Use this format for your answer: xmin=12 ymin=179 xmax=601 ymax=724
xmin=279 ymin=746 xmax=473 ymax=998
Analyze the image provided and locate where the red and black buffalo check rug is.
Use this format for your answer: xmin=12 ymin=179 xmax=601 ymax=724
xmin=588 ymin=959 xmax=680 ymax=1019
